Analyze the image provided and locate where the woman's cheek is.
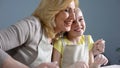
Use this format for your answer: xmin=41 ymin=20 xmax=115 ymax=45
xmin=63 ymin=13 xmax=69 ymax=19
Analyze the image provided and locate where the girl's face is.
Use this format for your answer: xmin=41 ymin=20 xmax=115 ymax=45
xmin=55 ymin=1 xmax=75 ymax=33
xmin=68 ymin=10 xmax=86 ymax=37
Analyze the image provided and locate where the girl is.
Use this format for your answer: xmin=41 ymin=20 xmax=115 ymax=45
xmin=52 ymin=8 xmax=108 ymax=68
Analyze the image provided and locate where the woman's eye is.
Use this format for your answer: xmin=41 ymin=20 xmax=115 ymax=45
xmin=64 ymin=9 xmax=70 ymax=12
xmin=73 ymin=21 xmax=76 ymax=23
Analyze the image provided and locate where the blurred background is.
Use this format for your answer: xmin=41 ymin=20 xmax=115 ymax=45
xmin=79 ymin=0 xmax=120 ymax=65
xmin=0 ymin=0 xmax=120 ymax=65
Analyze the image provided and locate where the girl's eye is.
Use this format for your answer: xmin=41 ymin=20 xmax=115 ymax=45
xmin=79 ymin=18 xmax=83 ymax=22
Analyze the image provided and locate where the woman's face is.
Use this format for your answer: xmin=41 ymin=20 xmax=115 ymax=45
xmin=55 ymin=1 xmax=75 ymax=33
xmin=68 ymin=10 xmax=86 ymax=37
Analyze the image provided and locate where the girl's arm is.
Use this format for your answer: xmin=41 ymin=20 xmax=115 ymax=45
xmin=52 ymin=48 xmax=62 ymax=66
xmin=89 ymin=52 xmax=108 ymax=68
xmin=89 ymin=50 xmax=94 ymax=65
xmin=89 ymin=50 xmax=97 ymax=68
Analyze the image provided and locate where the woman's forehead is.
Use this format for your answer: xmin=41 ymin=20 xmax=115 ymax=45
xmin=67 ymin=1 xmax=75 ymax=9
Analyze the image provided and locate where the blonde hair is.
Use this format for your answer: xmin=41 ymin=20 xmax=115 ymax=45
xmin=32 ymin=0 xmax=79 ymax=38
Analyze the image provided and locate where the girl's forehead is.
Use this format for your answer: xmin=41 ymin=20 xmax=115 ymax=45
xmin=75 ymin=11 xmax=83 ymax=17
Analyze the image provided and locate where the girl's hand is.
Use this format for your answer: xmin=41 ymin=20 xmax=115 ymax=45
xmin=94 ymin=54 xmax=108 ymax=66
xmin=92 ymin=39 xmax=105 ymax=55
xmin=36 ymin=62 xmax=59 ymax=68
xmin=73 ymin=61 xmax=89 ymax=68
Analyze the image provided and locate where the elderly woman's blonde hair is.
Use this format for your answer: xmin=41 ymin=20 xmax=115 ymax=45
xmin=33 ymin=0 xmax=79 ymax=38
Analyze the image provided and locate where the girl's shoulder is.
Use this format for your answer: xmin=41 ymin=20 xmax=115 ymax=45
xmin=82 ymin=35 xmax=93 ymax=42
xmin=83 ymin=35 xmax=94 ymax=50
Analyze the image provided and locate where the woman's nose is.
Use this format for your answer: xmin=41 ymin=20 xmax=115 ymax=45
xmin=69 ymin=9 xmax=75 ymax=21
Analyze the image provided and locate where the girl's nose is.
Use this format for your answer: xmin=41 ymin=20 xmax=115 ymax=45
xmin=75 ymin=20 xmax=81 ymax=26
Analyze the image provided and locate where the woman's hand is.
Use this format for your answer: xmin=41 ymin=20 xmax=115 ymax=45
xmin=92 ymin=39 xmax=105 ymax=55
xmin=36 ymin=62 xmax=59 ymax=68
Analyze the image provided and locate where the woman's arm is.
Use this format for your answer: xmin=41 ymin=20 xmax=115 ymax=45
xmin=0 ymin=16 xmax=37 ymax=67
xmin=0 ymin=18 xmax=31 ymax=51
xmin=2 ymin=53 xmax=59 ymax=68
xmin=0 ymin=16 xmax=59 ymax=68
xmin=3 ymin=55 xmax=29 ymax=68
xmin=0 ymin=49 xmax=29 ymax=68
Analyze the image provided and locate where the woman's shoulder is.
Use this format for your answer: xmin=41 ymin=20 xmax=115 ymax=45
xmin=13 ymin=16 xmax=42 ymax=32
xmin=23 ymin=16 xmax=41 ymax=27
xmin=12 ymin=16 xmax=43 ymax=40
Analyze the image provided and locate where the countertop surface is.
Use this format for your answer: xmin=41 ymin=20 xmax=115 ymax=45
xmin=102 ymin=65 xmax=120 ymax=68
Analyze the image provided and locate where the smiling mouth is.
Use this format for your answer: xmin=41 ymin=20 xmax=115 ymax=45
xmin=65 ymin=22 xmax=72 ymax=27
xmin=74 ymin=27 xmax=83 ymax=32
xmin=75 ymin=29 xmax=80 ymax=31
